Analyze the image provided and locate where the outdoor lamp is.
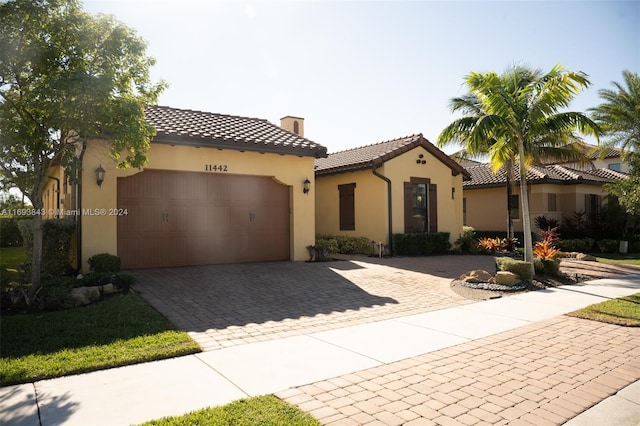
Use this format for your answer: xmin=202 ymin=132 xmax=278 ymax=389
xmin=95 ymin=165 xmax=106 ymax=187
xmin=303 ymin=178 xmax=311 ymax=195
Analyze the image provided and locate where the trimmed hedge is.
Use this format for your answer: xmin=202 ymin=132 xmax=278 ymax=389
xmin=534 ymin=258 xmax=562 ymax=277
xmin=556 ymin=238 xmax=594 ymax=253
xmin=392 ymin=232 xmax=451 ymax=256
xmin=88 ymin=253 xmax=121 ymax=273
xmin=596 ymin=239 xmax=619 ymax=254
xmin=315 ymin=235 xmax=371 ymax=255
xmin=495 ymin=257 xmax=533 ymax=282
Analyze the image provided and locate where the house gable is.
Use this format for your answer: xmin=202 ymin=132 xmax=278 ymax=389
xmin=315 ymin=134 xmax=470 ymax=179
xmin=315 ymin=135 xmax=467 ymax=247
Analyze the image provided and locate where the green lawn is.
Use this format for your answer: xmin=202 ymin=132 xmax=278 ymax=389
xmin=1 ymin=246 xmax=26 ymax=282
xmin=568 ymin=292 xmax=640 ymax=326
xmin=0 ymin=293 xmax=201 ymax=386
xmin=138 ymin=395 xmax=320 ymax=426
xmin=0 ymin=246 xmax=26 ymax=267
xmin=594 ymin=253 xmax=640 ymax=266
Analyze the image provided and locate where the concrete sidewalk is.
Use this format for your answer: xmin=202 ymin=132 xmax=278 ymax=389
xmin=2 ymin=275 xmax=639 ymax=425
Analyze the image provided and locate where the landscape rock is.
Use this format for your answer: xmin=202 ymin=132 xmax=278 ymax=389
xmin=576 ymin=253 xmax=597 ymax=261
xmin=494 ymin=271 xmax=521 ymax=286
xmin=101 ymin=283 xmax=115 ymax=294
xmin=459 ymin=270 xmax=493 ymax=283
xmin=70 ymin=286 xmax=101 ymax=306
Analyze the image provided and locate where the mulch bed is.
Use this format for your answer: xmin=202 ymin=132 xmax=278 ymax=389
xmin=450 ymin=268 xmax=601 ymax=301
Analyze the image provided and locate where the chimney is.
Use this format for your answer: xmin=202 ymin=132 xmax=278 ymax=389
xmin=280 ymin=116 xmax=304 ymax=137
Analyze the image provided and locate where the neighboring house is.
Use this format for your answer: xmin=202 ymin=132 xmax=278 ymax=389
xmin=544 ymin=142 xmax=630 ymax=173
xmin=314 ymin=134 xmax=470 ymax=250
xmin=43 ymin=106 xmax=327 ymax=271
xmin=462 ymin=163 xmax=629 ymax=232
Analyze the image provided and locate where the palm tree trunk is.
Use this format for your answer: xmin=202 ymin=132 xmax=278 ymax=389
xmin=517 ymin=140 xmax=535 ymax=278
xmin=506 ymin=160 xmax=514 ymax=239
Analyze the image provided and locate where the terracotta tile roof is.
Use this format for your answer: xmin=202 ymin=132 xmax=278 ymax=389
xmin=315 ymin=134 xmax=470 ymax=179
xmin=541 ymin=142 xmax=624 ymax=164
xmin=464 ymin=163 xmax=628 ymax=188
xmin=145 ymin=105 xmax=327 ymax=158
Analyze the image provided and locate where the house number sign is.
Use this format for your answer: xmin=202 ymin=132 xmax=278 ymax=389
xmin=205 ymin=164 xmax=229 ymax=172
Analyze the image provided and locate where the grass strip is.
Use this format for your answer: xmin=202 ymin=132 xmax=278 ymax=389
xmin=0 ymin=293 xmax=200 ymax=385
xmin=594 ymin=253 xmax=640 ymax=266
xmin=567 ymin=292 xmax=640 ymax=326
xmin=137 ymin=395 xmax=320 ymax=426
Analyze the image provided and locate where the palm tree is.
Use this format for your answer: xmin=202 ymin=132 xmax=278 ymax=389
xmin=589 ymin=70 xmax=640 ymax=155
xmin=590 ymin=70 xmax=640 ymax=216
xmin=438 ymin=64 xmax=600 ymax=275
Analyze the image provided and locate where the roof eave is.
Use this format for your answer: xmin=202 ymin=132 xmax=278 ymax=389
xmin=153 ymin=134 xmax=328 ymax=158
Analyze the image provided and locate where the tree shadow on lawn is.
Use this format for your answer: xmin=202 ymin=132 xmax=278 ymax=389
xmin=129 ymin=260 xmax=399 ymax=332
xmin=0 ymin=294 xmax=189 ymax=359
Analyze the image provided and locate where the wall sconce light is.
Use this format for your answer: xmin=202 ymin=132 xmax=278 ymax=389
xmin=303 ymin=178 xmax=311 ymax=195
xmin=95 ymin=165 xmax=106 ymax=187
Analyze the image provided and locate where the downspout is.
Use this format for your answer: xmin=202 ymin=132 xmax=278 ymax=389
xmin=371 ymin=166 xmax=393 ymax=253
xmin=76 ymin=140 xmax=87 ymax=274
xmin=47 ymin=176 xmax=60 ymax=218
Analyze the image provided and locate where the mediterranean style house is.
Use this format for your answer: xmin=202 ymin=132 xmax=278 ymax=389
xmin=462 ymin=163 xmax=629 ymax=233
xmin=314 ymin=134 xmax=470 ymax=250
xmin=42 ymin=106 xmax=327 ymax=270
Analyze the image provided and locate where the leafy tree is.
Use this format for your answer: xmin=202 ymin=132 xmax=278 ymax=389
xmin=0 ymin=0 xmax=166 ymax=292
xmin=438 ymin=64 xmax=599 ymax=275
xmin=590 ymin=70 xmax=640 ymax=216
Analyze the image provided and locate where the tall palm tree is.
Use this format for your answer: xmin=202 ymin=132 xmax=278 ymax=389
xmin=590 ymin=70 xmax=640 ymax=216
xmin=438 ymin=64 xmax=600 ymax=275
xmin=589 ymin=70 xmax=639 ymax=155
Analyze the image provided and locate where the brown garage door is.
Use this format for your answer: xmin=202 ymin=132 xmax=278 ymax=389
xmin=117 ymin=170 xmax=290 ymax=269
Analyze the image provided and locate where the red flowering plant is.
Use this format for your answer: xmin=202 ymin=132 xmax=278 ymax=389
xmin=534 ymin=227 xmax=562 ymax=276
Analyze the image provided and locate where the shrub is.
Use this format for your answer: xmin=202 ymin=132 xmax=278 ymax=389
xmin=556 ymin=238 xmax=594 ymax=253
xmin=392 ymin=232 xmax=451 ymax=256
xmin=0 ymin=217 xmax=24 ymax=247
xmin=453 ymin=226 xmax=481 ymax=254
xmin=18 ymin=218 xmax=76 ymax=277
xmin=495 ymin=257 xmax=533 ymax=282
xmin=315 ymin=235 xmax=370 ymax=255
xmin=534 ymin=216 xmax=560 ymax=232
xmin=88 ymin=253 xmax=121 ymax=273
xmin=534 ymin=258 xmax=562 ymax=277
xmin=77 ymin=272 xmax=134 ymax=291
xmin=597 ymin=239 xmax=619 ymax=254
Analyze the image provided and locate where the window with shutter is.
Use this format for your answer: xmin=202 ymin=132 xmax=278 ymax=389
xmin=338 ymin=183 xmax=356 ymax=230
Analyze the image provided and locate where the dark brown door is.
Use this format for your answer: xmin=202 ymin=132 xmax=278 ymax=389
xmin=117 ymin=170 xmax=290 ymax=269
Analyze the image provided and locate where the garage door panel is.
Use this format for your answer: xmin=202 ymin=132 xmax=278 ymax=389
xmin=186 ymin=236 xmax=212 ymax=265
xmin=118 ymin=171 xmax=290 ymax=268
xmin=163 ymin=237 xmax=187 ymax=267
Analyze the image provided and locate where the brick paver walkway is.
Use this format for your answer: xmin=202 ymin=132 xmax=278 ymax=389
xmin=278 ymin=315 xmax=640 ymax=425
xmin=131 ymin=256 xmax=495 ymax=351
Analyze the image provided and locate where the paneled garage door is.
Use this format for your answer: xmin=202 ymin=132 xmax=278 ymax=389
xmin=117 ymin=170 xmax=290 ymax=269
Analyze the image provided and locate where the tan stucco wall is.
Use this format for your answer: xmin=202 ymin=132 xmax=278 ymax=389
xmin=315 ymin=169 xmax=387 ymax=243
xmin=42 ymin=165 xmax=65 ymax=218
xmin=384 ymin=146 xmax=464 ymax=241
xmin=79 ymin=139 xmax=317 ymax=271
xmin=315 ymin=146 xmax=465 ymax=246
xmin=464 ymin=183 xmax=610 ymax=233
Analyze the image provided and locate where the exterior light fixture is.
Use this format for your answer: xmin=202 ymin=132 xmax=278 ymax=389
xmin=95 ymin=165 xmax=106 ymax=187
xmin=303 ymin=178 xmax=311 ymax=194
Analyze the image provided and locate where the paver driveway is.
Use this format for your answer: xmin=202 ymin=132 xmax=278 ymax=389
xmin=130 ymin=255 xmax=496 ymax=351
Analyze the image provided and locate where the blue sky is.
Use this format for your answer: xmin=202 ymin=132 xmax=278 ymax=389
xmin=84 ymin=0 xmax=639 ymax=154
